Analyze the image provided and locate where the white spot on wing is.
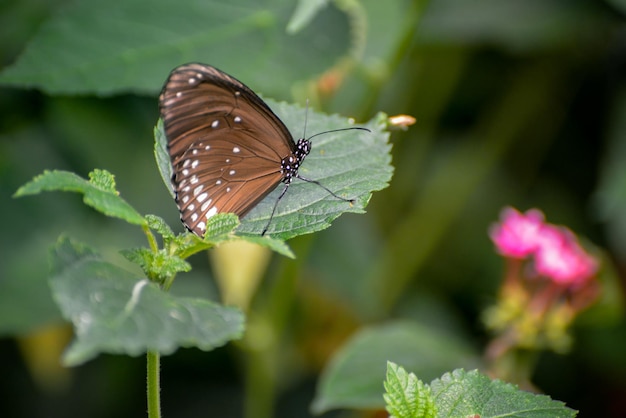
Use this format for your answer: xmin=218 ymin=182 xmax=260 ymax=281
xmin=233 ymin=147 xmax=240 ymax=153
xmin=197 ymin=192 xmax=208 ymax=203
xmin=206 ymin=206 xmax=218 ymax=218
xmin=211 ymin=120 xmax=219 ymax=128
xmin=194 ymin=185 xmax=204 ymax=196
xmin=201 ymin=199 xmax=212 ymax=212
xmin=229 ymin=170 xmax=235 ymax=175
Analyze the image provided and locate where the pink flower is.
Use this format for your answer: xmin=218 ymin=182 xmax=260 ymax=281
xmin=489 ymin=207 xmax=546 ymax=258
xmin=490 ymin=206 xmax=599 ymax=286
xmin=534 ymin=224 xmax=598 ymax=286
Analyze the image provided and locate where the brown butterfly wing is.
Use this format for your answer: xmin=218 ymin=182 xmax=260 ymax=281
xmin=159 ymin=63 xmax=296 ymax=236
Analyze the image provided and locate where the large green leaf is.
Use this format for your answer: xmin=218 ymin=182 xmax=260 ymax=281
xmin=0 ymin=0 xmax=351 ymax=96
xmin=50 ymin=237 xmax=244 ymax=366
xmin=312 ymin=320 xmax=481 ymax=413
xmin=155 ymin=101 xmax=393 ymax=240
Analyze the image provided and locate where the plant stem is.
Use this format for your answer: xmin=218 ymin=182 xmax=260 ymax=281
xmin=147 ymin=350 xmax=161 ymax=418
xmin=143 ymin=224 xmax=159 ymax=253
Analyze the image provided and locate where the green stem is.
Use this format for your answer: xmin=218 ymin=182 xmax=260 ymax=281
xmin=142 ymin=223 xmax=166 ymax=417
xmin=243 ymin=339 xmax=275 ymax=418
xmin=143 ymin=224 xmax=159 ymax=253
xmin=147 ymin=350 xmax=161 ymax=418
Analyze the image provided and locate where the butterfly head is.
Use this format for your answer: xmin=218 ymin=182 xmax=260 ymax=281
xmin=295 ymin=138 xmax=311 ymax=159
xmin=280 ymin=139 xmax=310 ymax=185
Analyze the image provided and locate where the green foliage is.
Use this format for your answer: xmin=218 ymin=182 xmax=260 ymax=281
xmin=14 ymin=169 xmax=146 ymax=226
xmin=2 ymin=0 xmax=621 ymax=416
xmin=312 ymin=320 xmax=481 ymax=413
xmin=12 ymin=95 xmax=392 ymax=365
xmin=383 ymin=364 xmax=577 ymax=418
xmin=50 ymin=236 xmax=244 ymax=366
xmin=0 ymin=0 xmax=353 ymax=96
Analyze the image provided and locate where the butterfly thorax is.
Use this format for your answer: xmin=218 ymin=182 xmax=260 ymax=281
xmin=280 ymin=138 xmax=311 ymax=184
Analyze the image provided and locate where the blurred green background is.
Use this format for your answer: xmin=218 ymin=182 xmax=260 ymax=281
xmin=1 ymin=0 xmax=626 ymax=417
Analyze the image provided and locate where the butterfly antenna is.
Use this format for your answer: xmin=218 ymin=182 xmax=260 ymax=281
xmin=302 ymin=99 xmax=310 ymax=139
xmin=306 ymin=126 xmax=370 ymax=142
xmin=301 ymin=101 xmax=370 ymax=141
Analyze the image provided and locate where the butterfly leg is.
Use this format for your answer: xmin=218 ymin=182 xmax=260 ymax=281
xmin=295 ymin=175 xmax=355 ymax=204
xmin=261 ymin=183 xmax=291 ymax=236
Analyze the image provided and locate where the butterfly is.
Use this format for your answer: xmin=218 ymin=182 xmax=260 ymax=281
xmin=159 ymin=63 xmax=367 ymax=236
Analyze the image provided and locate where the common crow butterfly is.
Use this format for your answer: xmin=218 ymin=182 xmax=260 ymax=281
xmin=159 ymin=63 xmax=368 ymax=237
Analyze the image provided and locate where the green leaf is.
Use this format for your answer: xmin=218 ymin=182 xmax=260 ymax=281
xmin=384 ymin=362 xmax=436 ymax=418
xmin=154 ymin=120 xmax=175 ymax=200
xmin=204 ymin=213 xmax=295 ymax=257
xmin=155 ymin=103 xmax=393 ymax=241
xmin=14 ymin=169 xmax=146 ymax=226
xmin=50 ymin=237 xmax=244 ymax=366
xmin=237 ymin=235 xmax=295 ymax=259
xmin=430 ymin=369 xmax=578 ymax=418
xmin=144 ymin=214 xmax=176 ymax=241
xmin=312 ymin=320 xmax=481 ymax=413
xmin=234 ymin=107 xmax=392 ymax=240
xmin=168 ymin=214 xmax=295 ymax=259
xmin=0 ymin=0 xmax=352 ymax=96
xmin=204 ymin=213 xmax=241 ymax=242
